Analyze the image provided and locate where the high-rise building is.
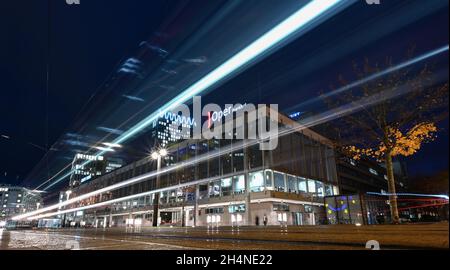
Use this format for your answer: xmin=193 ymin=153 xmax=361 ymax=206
xmin=106 ymin=157 xmax=124 ymax=173
xmin=69 ymin=154 xmax=123 ymax=188
xmin=151 ymin=111 xmax=193 ymax=148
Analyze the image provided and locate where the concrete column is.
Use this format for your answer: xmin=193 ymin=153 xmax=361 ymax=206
xmin=243 ymin=141 xmax=251 ymax=226
xmin=152 ymin=156 xmax=162 ymax=227
xmin=194 ymin=184 xmax=199 ymax=227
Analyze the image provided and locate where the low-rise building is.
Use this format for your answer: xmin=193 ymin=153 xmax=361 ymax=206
xmin=0 ymin=185 xmax=43 ymax=221
xmin=63 ymin=107 xmax=339 ymax=227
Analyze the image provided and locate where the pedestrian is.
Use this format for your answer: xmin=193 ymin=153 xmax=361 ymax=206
xmin=263 ymin=214 xmax=268 ymax=226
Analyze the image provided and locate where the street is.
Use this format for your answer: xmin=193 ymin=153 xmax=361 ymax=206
xmin=1 ymin=223 xmax=448 ymax=250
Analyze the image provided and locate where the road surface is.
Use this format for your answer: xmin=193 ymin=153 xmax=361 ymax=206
xmin=0 ymin=223 xmax=447 ymax=250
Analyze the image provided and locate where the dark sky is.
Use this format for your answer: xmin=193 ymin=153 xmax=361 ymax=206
xmin=0 ymin=0 xmax=448 ymax=188
xmin=0 ymin=0 xmax=185 ymax=185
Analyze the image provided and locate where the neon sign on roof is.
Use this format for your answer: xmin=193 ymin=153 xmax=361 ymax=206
xmin=159 ymin=103 xmax=247 ymax=128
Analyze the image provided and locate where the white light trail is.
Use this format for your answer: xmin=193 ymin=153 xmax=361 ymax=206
xmin=113 ymin=0 xmax=347 ymax=145
xmin=41 ymin=43 xmax=447 ymax=192
xmin=94 ymin=146 xmax=115 ymax=152
xmin=288 ymin=44 xmax=449 ymax=111
xmin=42 ymin=0 xmax=350 ymax=190
xmin=367 ymin=192 xmax=449 ymax=200
xmin=102 ymin=142 xmax=122 ymax=148
xmin=14 ymin=140 xmax=253 ymax=220
xmin=26 ymin=172 xmax=245 ymax=220
xmin=15 ymin=73 xmax=432 ymax=221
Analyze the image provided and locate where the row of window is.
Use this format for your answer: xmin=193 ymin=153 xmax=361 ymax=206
xmin=202 ymin=170 xmax=339 ymax=198
xmin=205 ymin=204 xmax=246 ymax=215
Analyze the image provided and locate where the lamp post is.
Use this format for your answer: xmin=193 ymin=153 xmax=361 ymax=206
xmin=151 ymin=148 xmax=167 ymax=227
xmin=62 ymin=190 xmax=72 ymax=227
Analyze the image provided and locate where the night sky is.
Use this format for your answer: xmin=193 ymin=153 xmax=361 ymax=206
xmin=0 ymin=0 xmax=448 ymax=189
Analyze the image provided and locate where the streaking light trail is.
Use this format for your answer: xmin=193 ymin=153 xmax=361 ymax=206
xmin=25 ymin=171 xmax=248 ymax=220
xmin=42 ymin=0 xmax=351 ymax=190
xmin=113 ymin=0 xmax=348 ymax=145
xmin=15 ymin=76 xmax=430 ymax=221
xmin=287 ymin=44 xmax=449 ymax=112
xmin=367 ymin=192 xmax=449 ymax=200
xmin=94 ymin=146 xmax=115 ymax=152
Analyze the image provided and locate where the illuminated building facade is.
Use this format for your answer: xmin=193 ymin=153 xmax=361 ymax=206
xmin=151 ymin=113 xmax=192 ymax=148
xmin=66 ymin=108 xmax=340 ymax=227
xmin=0 ymin=186 xmax=43 ymax=221
xmin=69 ymin=154 xmax=123 ymax=188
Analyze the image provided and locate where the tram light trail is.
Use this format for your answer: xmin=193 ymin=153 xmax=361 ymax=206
xmin=366 ymin=192 xmax=449 ymax=200
xmin=13 ymin=73 xmax=440 ymax=221
xmin=39 ymin=42 xmax=448 ymax=192
xmin=102 ymin=142 xmax=122 ymax=148
xmin=25 ymin=171 xmax=251 ymax=221
xmin=287 ymin=45 xmax=449 ymax=112
xmin=41 ymin=0 xmax=351 ymax=191
xmin=112 ymin=0 xmax=349 ymax=145
xmin=397 ymin=202 xmax=449 ymax=212
xmin=35 ymin=43 xmax=448 ymax=193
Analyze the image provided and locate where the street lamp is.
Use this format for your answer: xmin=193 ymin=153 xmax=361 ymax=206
xmin=151 ymin=148 xmax=167 ymax=227
xmin=151 ymin=148 xmax=167 ymax=160
xmin=159 ymin=148 xmax=168 ymax=157
xmin=151 ymin=151 xmax=160 ymax=160
xmin=63 ymin=190 xmax=72 ymax=227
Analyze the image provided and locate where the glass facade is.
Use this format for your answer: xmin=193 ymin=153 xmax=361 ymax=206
xmin=69 ymin=113 xmax=340 ymax=227
xmin=233 ymin=175 xmax=245 ymax=194
xmin=249 ymin=171 xmax=264 ymax=192
xmin=325 ymin=195 xmax=364 ymax=225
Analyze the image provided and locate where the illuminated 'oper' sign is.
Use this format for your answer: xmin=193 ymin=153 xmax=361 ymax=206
xmin=365 ymin=0 xmax=380 ymax=4
xmin=66 ymin=0 xmax=80 ymax=5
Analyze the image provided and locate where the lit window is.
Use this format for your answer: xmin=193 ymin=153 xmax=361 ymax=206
xmin=333 ymin=186 xmax=339 ymax=195
xmin=298 ymin=178 xmax=307 ymax=192
xmin=307 ymin=180 xmax=316 ymax=193
xmin=277 ymin=213 xmax=283 ymax=222
xmin=249 ymin=171 xmax=264 ymax=192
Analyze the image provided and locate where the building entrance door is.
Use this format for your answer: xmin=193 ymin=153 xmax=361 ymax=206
xmin=160 ymin=210 xmax=184 ymax=226
xmin=292 ymin=212 xmax=303 ymax=226
xmin=303 ymin=213 xmax=315 ymax=225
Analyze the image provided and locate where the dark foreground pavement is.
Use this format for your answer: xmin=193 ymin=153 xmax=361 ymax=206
xmin=0 ymin=222 xmax=448 ymax=250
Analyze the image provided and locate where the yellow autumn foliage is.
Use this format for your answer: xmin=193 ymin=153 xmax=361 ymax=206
xmin=345 ymin=122 xmax=437 ymax=161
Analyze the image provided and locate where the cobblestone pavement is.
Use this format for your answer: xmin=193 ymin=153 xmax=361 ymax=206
xmin=0 ymin=222 xmax=447 ymax=250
